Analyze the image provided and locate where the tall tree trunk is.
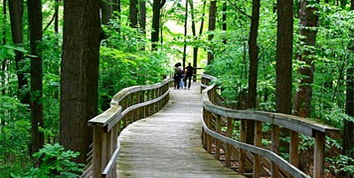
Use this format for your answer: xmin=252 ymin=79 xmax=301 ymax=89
xmin=139 ymin=0 xmax=146 ymax=33
xmin=54 ymin=0 xmax=59 ymax=33
xmin=294 ymin=0 xmax=319 ymax=118
xmin=190 ymin=0 xmax=206 ymax=81
xmin=2 ymin=0 xmax=6 ymax=45
xmin=246 ymin=0 xmax=260 ymax=145
xmin=129 ymin=0 xmax=138 ymax=27
xmin=61 ymin=0 xmax=100 ymax=163
xmin=222 ymin=1 xmax=227 ymax=44
xmin=344 ymin=67 xmax=354 ymax=178
xmin=182 ymin=0 xmax=188 ymax=68
xmin=9 ymin=0 xmax=30 ymax=105
xmin=343 ymin=3 xmax=354 ymax=178
xmin=207 ymin=0 xmax=216 ymax=64
xmin=151 ymin=0 xmax=166 ymax=50
xmin=276 ymin=0 xmax=293 ymax=176
xmin=27 ymin=0 xmax=44 ymax=158
xmin=102 ymin=0 xmax=113 ymax=25
xmin=1 ymin=0 xmax=6 ymax=95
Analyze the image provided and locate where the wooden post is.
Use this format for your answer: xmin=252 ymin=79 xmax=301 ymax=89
xmin=290 ymin=131 xmax=299 ymax=178
xmin=142 ymin=91 xmax=146 ymax=118
xmin=206 ymin=111 xmax=213 ymax=153
xmin=215 ymin=115 xmax=221 ymax=160
xmin=225 ymin=117 xmax=233 ymax=167
xmin=239 ymin=119 xmax=246 ymax=175
xmin=253 ymin=121 xmax=262 ymax=178
xmin=271 ymin=125 xmax=280 ymax=178
xmin=111 ymin=124 xmax=118 ymax=178
xmin=147 ymin=90 xmax=151 ymax=116
xmin=130 ymin=94 xmax=134 ymax=122
xmin=314 ymin=131 xmax=325 ymax=178
xmin=202 ymin=108 xmax=206 ymax=148
xmin=135 ymin=91 xmax=140 ymax=120
xmin=93 ymin=126 xmax=103 ymax=178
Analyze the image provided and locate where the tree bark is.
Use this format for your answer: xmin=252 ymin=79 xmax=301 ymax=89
xmin=61 ymin=0 xmax=100 ymax=163
xmin=207 ymin=0 xmax=217 ymax=64
xmin=151 ymin=0 xmax=166 ymax=50
xmin=102 ymin=0 xmax=112 ymax=25
xmin=222 ymin=1 xmax=227 ymax=44
xmin=246 ymin=0 xmax=260 ymax=145
xmin=27 ymin=0 xmax=44 ymax=157
xmin=182 ymin=0 xmax=188 ymax=68
xmin=139 ymin=0 xmax=146 ymax=33
xmin=129 ymin=0 xmax=138 ymax=27
xmin=294 ymin=0 xmax=319 ymax=118
xmin=54 ymin=0 xmax=59 ymax=33
xmin=2 ymin=0 xmax=6 ymax=45
xmin=343 ymin=3 xmax=354 ymax=178
xmin=276 ymin=0 xmax=293 ymax=114
xmin=9 ymin=0 xmax=30 ymax=105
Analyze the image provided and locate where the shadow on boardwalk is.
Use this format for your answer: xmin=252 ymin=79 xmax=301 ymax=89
xmin=117 ymin=82 xmax=244 ymax=178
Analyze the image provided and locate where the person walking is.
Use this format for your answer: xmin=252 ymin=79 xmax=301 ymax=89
xmin=184 ymin=62 xmax=194 ymax=89
xmin=173 ymin=63 xmax=182 ymax=89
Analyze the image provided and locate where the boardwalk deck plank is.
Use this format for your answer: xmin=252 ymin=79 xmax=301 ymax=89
xmin=117 ymin=83 xmax=244 ymax=178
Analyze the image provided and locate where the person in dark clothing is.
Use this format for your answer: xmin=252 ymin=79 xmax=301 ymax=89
xmin=184 ymin=62 xmax=194 ymax=89
xmin=174 ymin=62 xmax=183 ymax=89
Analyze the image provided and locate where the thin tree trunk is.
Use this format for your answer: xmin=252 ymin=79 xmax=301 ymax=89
xmin=343 ymin=3 xmax=354 ymax=178
xmin=54 ymin=0 xmax=59 ymax=33
xmin=102 ymin=0 xmax=113 ymax=25
xmin=151 ymin=0 xmax=166 ymax=50
xmin=139 ymin=0 xmax=146 ymax=33
xmin=182 ymin=0 xmax=188 ymax=68
xmin=27 ymin=0 xmax=44 ymax=158
xmin=129 ymin=0 xmax=138 ymax=27
xmin=207 ymin=0 xmax=217 ymax=64
xmin=294 ymin=0 xmax=319 ymax=118
xmin=61 ymin=0 xmax=100 ymax=163
xmin=222 ymin=1 xmax=227 ymax=44
xmin=9 ymin=0 xmax=30 ymax=105
xmin=2 ymin=0 xmax=6 ymax=45
xmin=246 ymin=0 xmax=260 ymax=145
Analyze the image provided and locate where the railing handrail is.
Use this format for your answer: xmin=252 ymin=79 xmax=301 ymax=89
xmin=200 ymin=74 xmax=339 ymax=178
xmin=89 ymin=78 xmax=172 ymax=128
xmin=201 ymin=74 xmax=338 ymax=136
xmin=86 ymin=77 xmax=173 ymax=178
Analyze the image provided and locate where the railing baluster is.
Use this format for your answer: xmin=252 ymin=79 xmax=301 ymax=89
xmin=271 ymin=125 xmax=280 ymax=178
xmin=206 ymin=110 xmax=213 ymax=153
xmin=253 ymin=121 xmax=262 ymax=178
xmin=290 ymin=131 xmax=299 ymax=178
xmin=239 ymin=119 xmax=246 ymax=175
xmin=93 ymin=126 xmax=103 ymax=178
xmin=215 ymin=115 xmax=221 ymax=160
xmin=314 ymin=131 xmax=325 ymax=178
xmin=225 ymin=117 xmax=233 ymax=167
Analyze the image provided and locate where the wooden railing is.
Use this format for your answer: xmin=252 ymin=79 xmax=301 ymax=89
xmin=200 ymin=74 xmax=339 ymax=178
xmin=83 ymin=78 xmax=173 ymax=178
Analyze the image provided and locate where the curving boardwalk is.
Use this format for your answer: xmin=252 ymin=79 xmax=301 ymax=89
xmin=117 ymin=82 xmax=244 ymax=178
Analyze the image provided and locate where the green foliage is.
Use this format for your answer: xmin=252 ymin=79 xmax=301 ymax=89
xmin=12 ymin=144 xmax=84 ymax=178
xmin=327 ymin=155 xmax=354 ymax=175
xmin=0 ymin=95 xmax=31 ymax=177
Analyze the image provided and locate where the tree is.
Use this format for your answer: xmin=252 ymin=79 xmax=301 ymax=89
xmin=275 ymin=0 xmax=293 ymax=176
xmin=60 ymin=0 xmax=100 ymax=163
xmin=27 ymin=0 xmax=45 ymax=158
xmin=129 ymin=0 xmax=138 ymax=27
xmin=139 ymin=0 xmax=146 ymax=33
xmin=294 ymin=0 xmax=320 ymax=118
xmin=182 ymin=0 xmax=188 ymax=68
xmin=189 ymin=0 xmax=206 ymax=81
xmin=102 ymin=0 xmax=113 ymax=25
xmin=207 ymin=0 xmax=216 ymax=64
xmin=246 ymin=0 xmax=260 ymax=145
xmin=9 ymin=0 xmax=30 ymax=105
xmin=151 ymin=0 xmax=166 ymax=50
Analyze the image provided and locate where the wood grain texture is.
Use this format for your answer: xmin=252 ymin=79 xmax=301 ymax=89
xmin=117 ymin=83 xmax=244 ymax=178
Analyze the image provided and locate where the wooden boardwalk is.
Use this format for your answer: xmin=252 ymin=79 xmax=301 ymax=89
xmin=117 ymin=82 xmax=244 ymax=178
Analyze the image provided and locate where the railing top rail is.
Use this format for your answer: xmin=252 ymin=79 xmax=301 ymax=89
xmin=88 ymin=77 xmax=172 ymax=128
xmin=201 ymin=74 xmax=339 ymax=137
